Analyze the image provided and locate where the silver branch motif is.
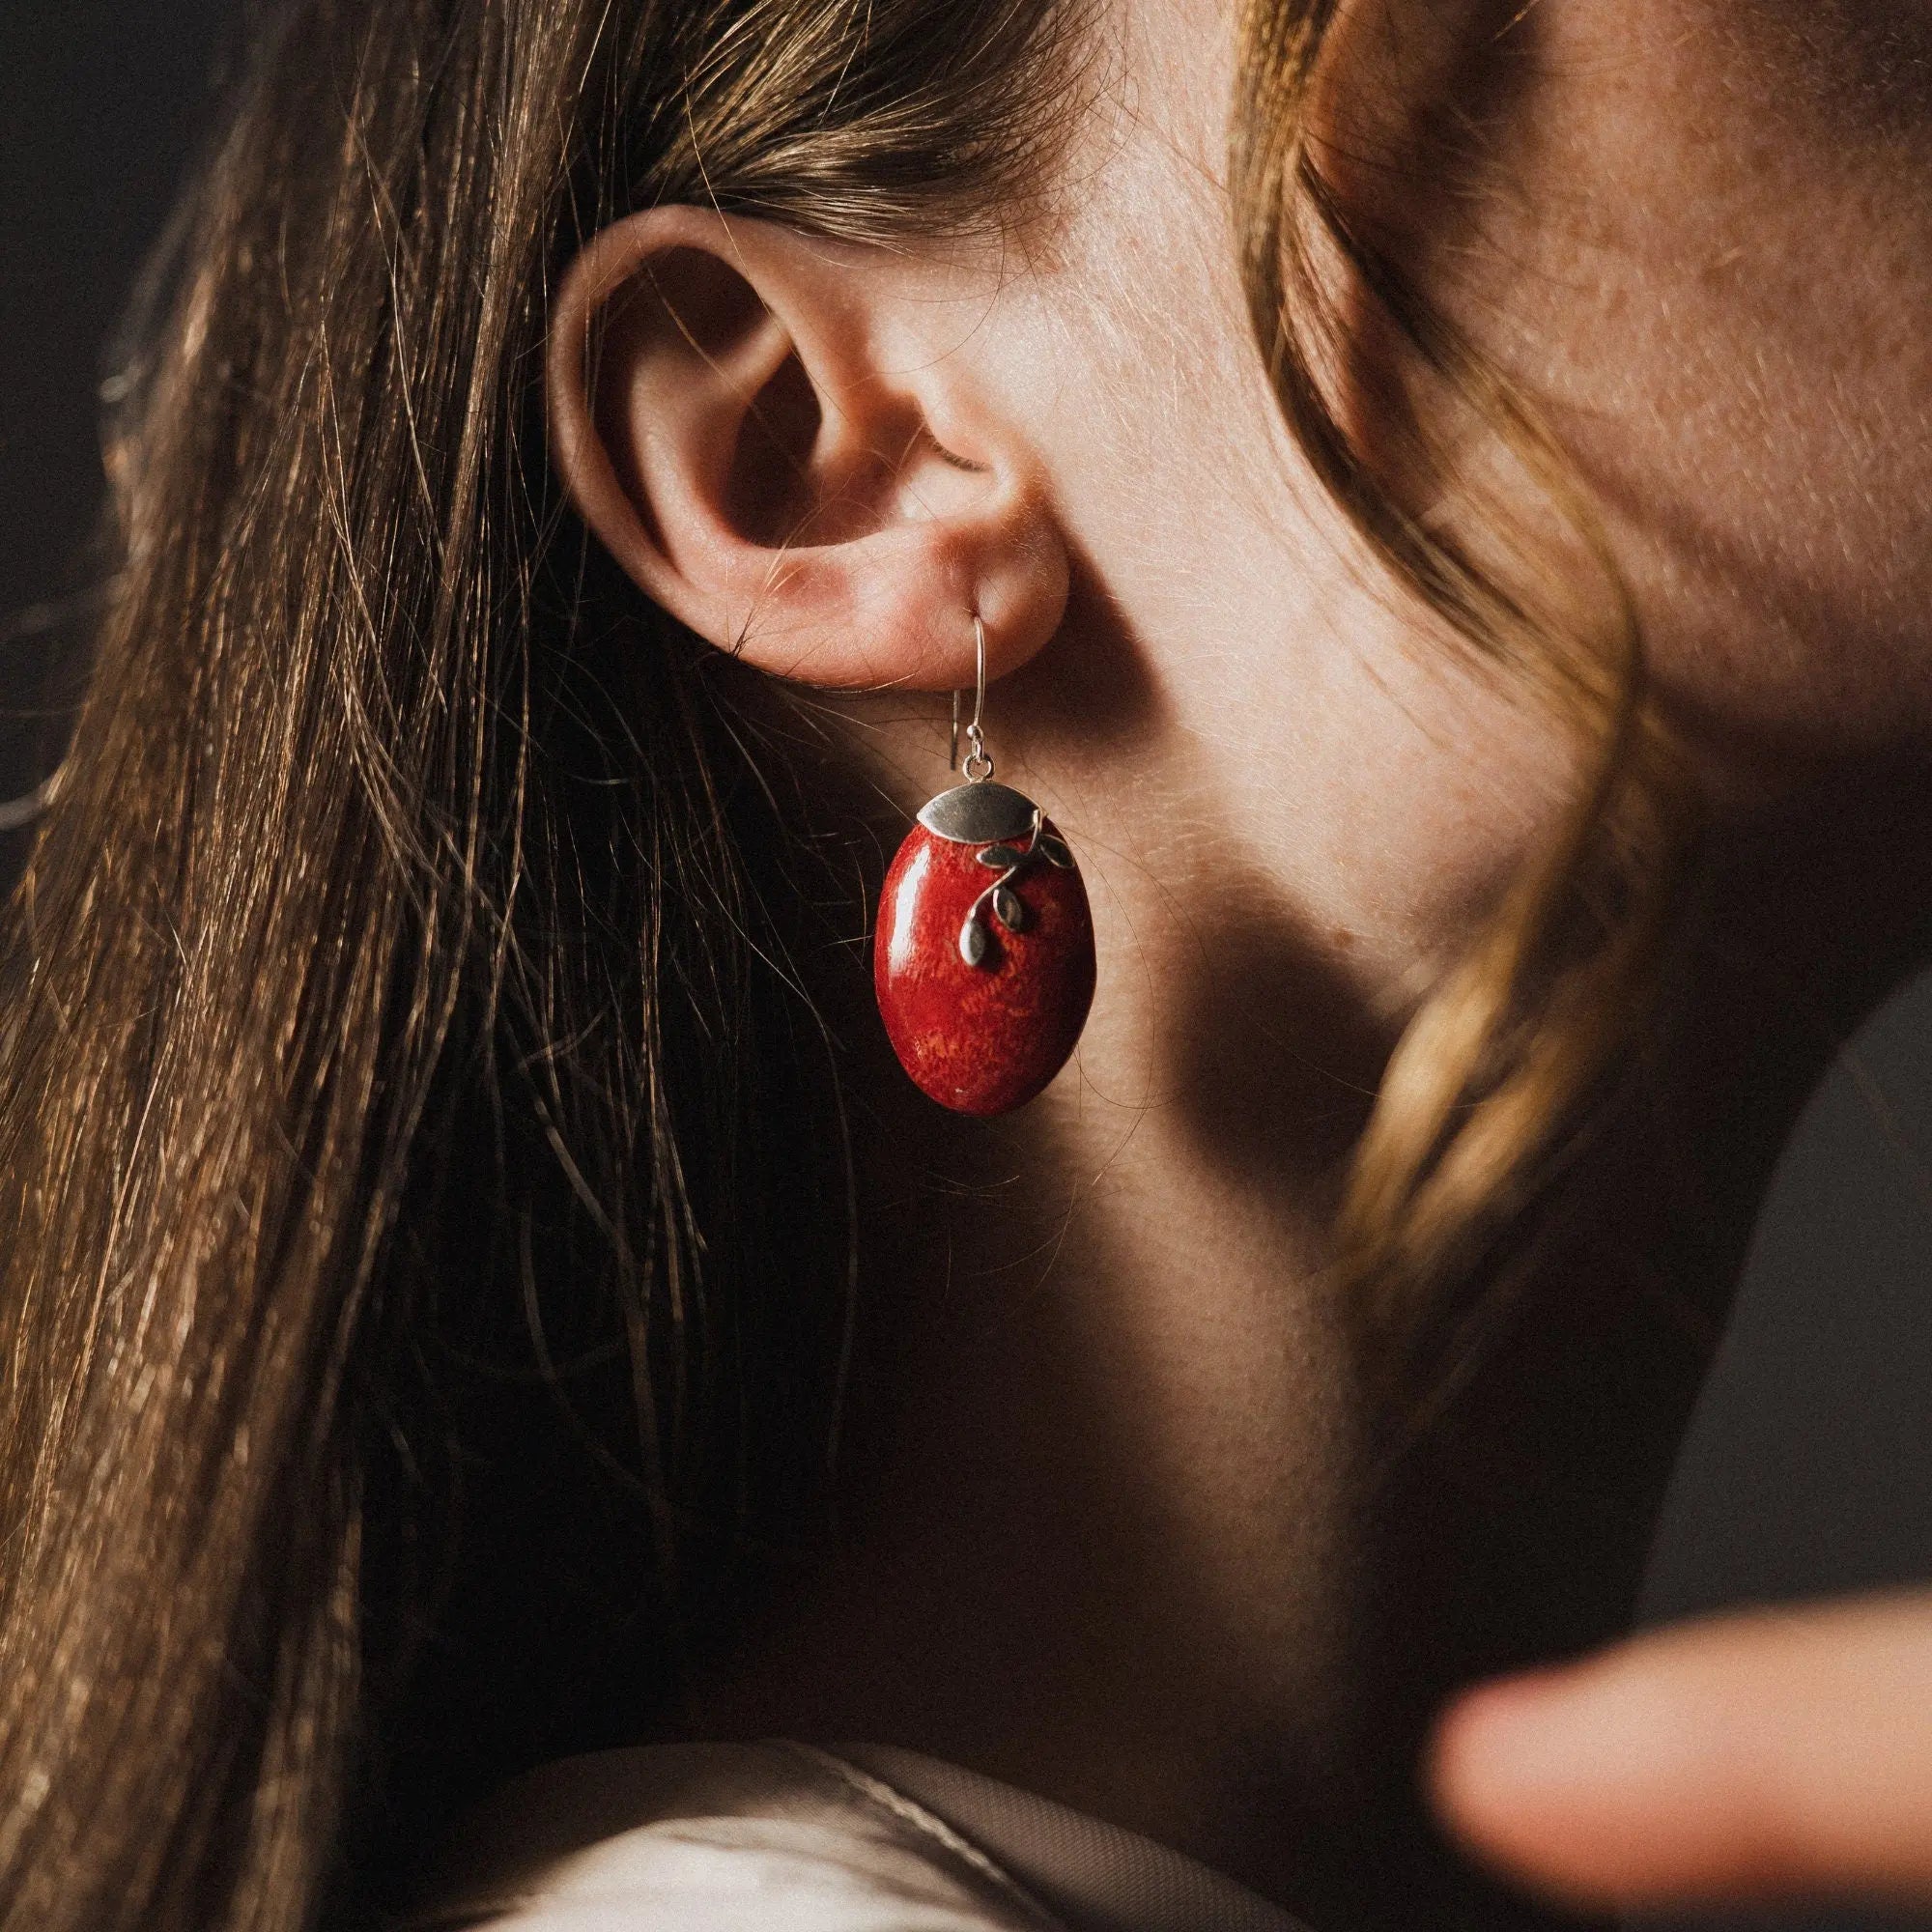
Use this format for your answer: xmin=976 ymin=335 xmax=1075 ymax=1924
xmin=957 ymin=809 xmax=1074 ymax=968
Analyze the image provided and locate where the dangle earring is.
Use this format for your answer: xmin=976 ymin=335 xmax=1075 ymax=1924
xmin=874 ymin=614 xmax=1095 ymax=1115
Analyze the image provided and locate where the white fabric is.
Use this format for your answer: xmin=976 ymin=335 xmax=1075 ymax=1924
xmin=409 ymin=1741 xmax=1066 ymax=1931
xmin=837 ymin=1746 xmax=1313 ymax=1932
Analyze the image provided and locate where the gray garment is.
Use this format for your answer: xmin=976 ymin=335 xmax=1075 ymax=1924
xmin=408 ymin=1740 xmax=1315 ymax=1932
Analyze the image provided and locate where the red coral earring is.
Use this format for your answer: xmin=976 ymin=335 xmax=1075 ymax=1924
xmin=874 ymin=615 xmax=1095 ymax=1115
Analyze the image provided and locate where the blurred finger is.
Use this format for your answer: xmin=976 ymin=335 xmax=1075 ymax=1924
xmin=1427 ymin=1589 xmax=1932 ymax=1912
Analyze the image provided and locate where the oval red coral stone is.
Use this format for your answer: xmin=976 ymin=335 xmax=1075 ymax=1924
xmin=874 ymin=794 xmax=1095 ymax=1116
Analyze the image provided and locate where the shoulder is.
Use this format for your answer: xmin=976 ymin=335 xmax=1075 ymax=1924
xmin=405 ymin=1741 xmax=1066 ymax=1932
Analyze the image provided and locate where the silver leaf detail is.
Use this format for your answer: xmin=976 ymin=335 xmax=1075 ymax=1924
xmin=992 ymin=885 xmax=1026 ymax=931
xmin=1036 ymin=835 xmax=1073 ymax=868
xmin=959 ymin=915 xmax=989 ymax=968
xmin=978 ymin=843 xmax=1024 ymax=868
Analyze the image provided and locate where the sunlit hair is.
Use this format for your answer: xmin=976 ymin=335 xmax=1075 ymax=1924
xmin=0 ymin=0 xmax=1690 ymax=1926
xmin=1231 ymin=0 xmax=1696 ymax=1368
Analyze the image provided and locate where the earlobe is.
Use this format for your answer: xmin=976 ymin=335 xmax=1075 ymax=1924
xmin=546 ymin=206 xmax=1067 ymax=691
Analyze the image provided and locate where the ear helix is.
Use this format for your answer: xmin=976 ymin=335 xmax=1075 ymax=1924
xmin=872 ymin=613 xmax=1095 ymax=1115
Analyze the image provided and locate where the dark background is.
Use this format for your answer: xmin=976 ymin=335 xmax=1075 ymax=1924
xmin=6 ymin=7 xmax=1932 ymax=1929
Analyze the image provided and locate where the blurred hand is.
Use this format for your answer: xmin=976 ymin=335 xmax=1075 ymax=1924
xmin=1428 ymin=1588 xmax=1932 ymax=1914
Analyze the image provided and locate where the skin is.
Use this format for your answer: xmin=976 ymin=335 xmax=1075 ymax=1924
xmin=547 ymin=0 xmax=1932 ymax=1924
xmin=1432 ymin=1589 xmax=1932 ymax=1914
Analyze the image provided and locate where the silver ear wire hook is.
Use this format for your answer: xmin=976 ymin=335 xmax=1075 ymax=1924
xmin=953 ymin=613 xmax=993 ymax=782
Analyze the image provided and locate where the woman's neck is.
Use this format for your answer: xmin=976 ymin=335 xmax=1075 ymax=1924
xmin=678 ymin=0 xmax=1932 ymax=1914
xmin=689 ymin=747 xmax=1932 ymax=1932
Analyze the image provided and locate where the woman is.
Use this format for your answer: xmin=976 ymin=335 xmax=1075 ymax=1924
xmin=4 ymin=0 xmax=1932 ymax=1927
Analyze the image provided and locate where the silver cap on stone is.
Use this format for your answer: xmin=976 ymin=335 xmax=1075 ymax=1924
xmin=916 ymin=781 xmax=1039 ymax=844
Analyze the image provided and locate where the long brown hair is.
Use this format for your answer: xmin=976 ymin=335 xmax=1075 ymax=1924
xmin=0 ymin=3 xmax=1088 ymax=1926
xmin=0 ymin=0 xmax=1687 ymax=1926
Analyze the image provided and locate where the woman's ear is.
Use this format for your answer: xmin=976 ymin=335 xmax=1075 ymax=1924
xmin=547 ymin=206 xmax=1068 ymax=691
